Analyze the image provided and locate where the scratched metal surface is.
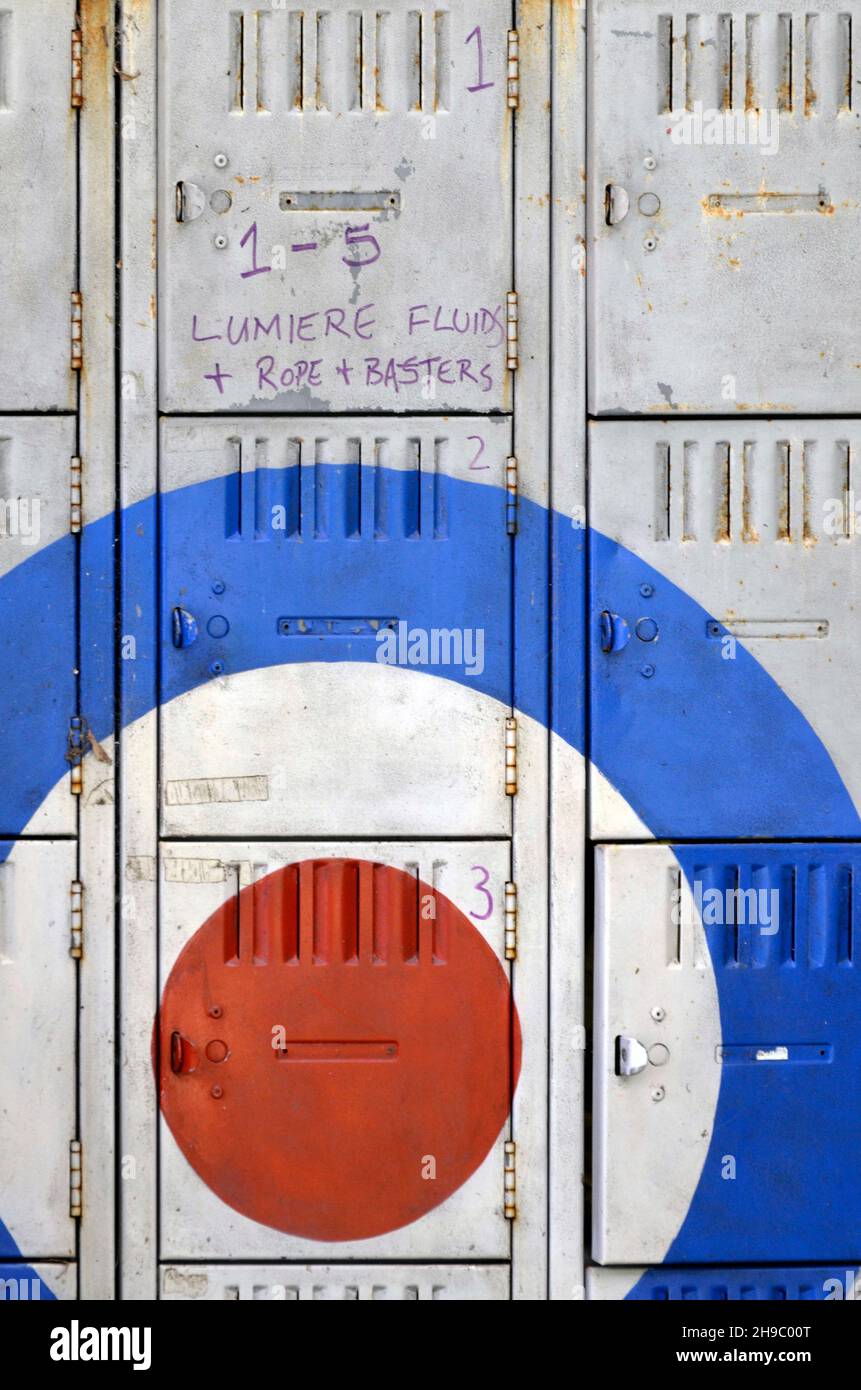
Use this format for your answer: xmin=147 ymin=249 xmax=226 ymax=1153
xmin=588 ymin=2 xmax=861 ymax=414
xmin=159 ymin=0 xmax=514 ymax=413
xmin=590 ymin=419 xmax=861 ymax=839
xmin=158 ymin=841 xmax=512 ymax=1262
xmin=0 ymin=0 xmax=78 ymax=410
xmin=160 ymin=1264 xmax=511 ymax=1300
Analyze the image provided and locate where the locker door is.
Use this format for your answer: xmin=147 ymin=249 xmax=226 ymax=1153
xmin=587 ymin=1267 xmax=860 ymax=1301
xmin=158 ymin=841 xmax=516 ymax=1262
xmin=590 ymin=420 xmax=861 ymax=840
xmin=161 ymin=1264 xmax=510 ymax=1301
xmin=594 ymin=843 xmax=861 ymax=1266
xmin=160 ymin=0 xmax=513 ymax=413
xmin=0 ymin=841 xmax=77 ymax=1260
xmin=160 ymin=417 xmax=513 ymax=838
xmin=0 ymin=1 xmax=78 ymax=410
xmin=0 ymin=418 xmax=77 ymax=835
xmin=588 ymin=2 xmax=861 ymax=415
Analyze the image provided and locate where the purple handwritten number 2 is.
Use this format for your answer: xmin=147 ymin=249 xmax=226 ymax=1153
xmin=240 ymin=222 xmax=271 ymax=279
xmin=470 ymin=866 xmax=493 ymax=921
xmin=466 ymin=26 xmax=494 ymax=93
xmin=467 ymin=435 xmax=488 ymax=470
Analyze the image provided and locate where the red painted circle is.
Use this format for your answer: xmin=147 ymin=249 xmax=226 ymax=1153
xmin=158 ymin=858 xmax=521 ymax=1242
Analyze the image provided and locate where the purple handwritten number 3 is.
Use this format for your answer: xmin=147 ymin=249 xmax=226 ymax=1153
xmin=466 ymin=26 xmax=494 ymax=93
xmin=470 ymin=866 xmax=493 ymax=921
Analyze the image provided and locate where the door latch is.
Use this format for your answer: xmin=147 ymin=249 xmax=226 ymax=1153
xmin=605 ymin=183 xmax=630 ymax=225
xmin=616 ymin=1034 xmax=649 ymax=1076
xmin=600 ymin=611 xmax=631 ymax=653
xmin=171 ymin=607 xmax=199 ymax=649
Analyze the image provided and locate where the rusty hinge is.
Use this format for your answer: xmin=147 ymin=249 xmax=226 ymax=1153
xmin=70 ymin=880 xmax=83 ymax=959
xmin=504 ymin=881 xmax=517 ymax=960
xmin=67 ymin=716 xmax=86 ymax=795
xmin=507 ymin=30 xmax=519 ymax=110
xmin=504 ymin=716 xmax=517 ymax=796
xmin=71 ymin=29 xmax=83 ymax=109
xmin=69 ymin=1140 xmax=82 ymax=1219
xmin=70 ymin=292 xmax=83 ymax=371
xmin=506 ymin=291 xmax=519 ymax=371
xmin=70 ymin=456 xmax=82 ymax=534
xmin=506 ymin=456 xmax=518 ymax=535
xmin=504 ymin=1141 xmax=517 ymax=1220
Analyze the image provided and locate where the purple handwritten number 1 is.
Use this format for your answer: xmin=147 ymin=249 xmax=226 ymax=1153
xmin=465 ymin=26 xmax=494 ymax=93
xmin=239 ymin=222 xmax=271 ymax=279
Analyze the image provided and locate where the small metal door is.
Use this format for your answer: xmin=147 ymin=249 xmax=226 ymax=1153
xmin=0 ymin=841 xmax=77 ymax=1260
xmin=0 ymin=418 xmax=77 ymax=835
xmin=0 ymin=2 xmax=78 ymax=410
xmin=594 ymin=843 xmax=861 ymax=1265
xmin=590 ymin=419 xmax=861 ymax=839
xmin=588 ymin=2 xmax=861 ymax=414
xmin=587 ymin=1266 xmax=859 ymax=1300
xmin=160 ymin=416 xmax=513 ymax=838
xmin=161 ymin=1264 xmax=510 ymax=1300
xmin=158 ymin=840 xmax=516 ymax=1262
xmin=160 ymin=0 xmax=514 ymax=412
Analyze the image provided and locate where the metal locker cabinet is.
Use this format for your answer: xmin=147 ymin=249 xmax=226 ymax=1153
xmin=594 ymin=843 xmax=861 ymax=1266
xmin=0 ymin=1 xmax=79 ymax=411
xmin=588 ymin=1 xmax=861 ymax=415
xmin=590 ymin=420 xmax=861 ymax=840
xmin=161 ymin=1264 xmax=511 ymax=1301
xmin=587 ymin=1267 xmax=861 ymax=1301
xmin=159 ymin=417 xmax=513 ymax=838
xmin=0 ymin=418 xmax=78 ymax=836
xmin=0 ymin=841 xmax=77 ymax=1262
xmin=159 ymin=0 xmax=513 ymax=413
xmin=157 ymin=841 xmax=516 ymax=1263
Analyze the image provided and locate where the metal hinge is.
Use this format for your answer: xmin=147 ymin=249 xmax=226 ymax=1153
xmin=69 ymin=1141 xmax=82 ymax=1219
xmin=70 ymin=456 xmax=82 ymax=534
xmin=504 ymin=1141 xmax=517 ymax=1220
xmin=504 ymin=881 xmax=518 ymax=960
xmin=507 ymin=30 xmax=519 ymax=110
xmin=71 ymin=29 xmax=83 ymax=109
xmin=70 ymin=880 xmax=83 ymax=960
xmin=67 ymin=716 xmax=86 ymax=795
xmin=504 ymin=717 xmax=517 ymax=795
xmin=506 ymin=456 xmax=518 ymax=534
xmin=71 ymin=292 xmax=83 ymax=371
xmin=506 ymin=291 xmax=519 ymax=371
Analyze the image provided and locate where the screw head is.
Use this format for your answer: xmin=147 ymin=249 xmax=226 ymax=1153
xmin=209 ymin=659 xmax=225 ymax=676
xmin=209 ymin=1006 xmax=222 ymax=1019
xmin=211 ymin=580 xmax=225 ymax=596
xmin=651 ymin=1006 xmax=666 ymax=1022
xmin=211 ymin=1085 xmax=224 ymax=1099
xmin=640 ymin=663 xmax=655 ymax=678
xmin=213 ymin=152 xmax=229 ymax=169
xmin=651 ymin=1086 xmax=665 ymax=1102
xmin=644 ymin=155 xmax=657 ymax=171
xmin=214 ymin=234 xmax=228 ymax=250
xmin=644 ymin=236 xmax=657 ymax=252
xmin=639 ymin=583 xmax=654 ymax=598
